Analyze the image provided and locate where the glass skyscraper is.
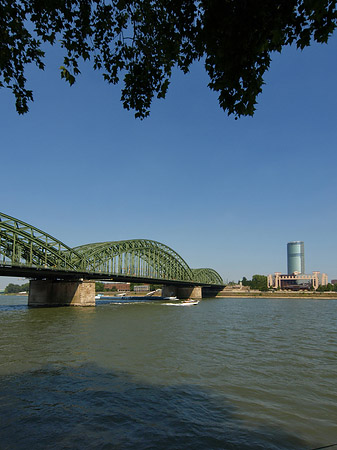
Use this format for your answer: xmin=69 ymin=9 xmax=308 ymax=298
xmin=287 ymin=241 xmax=305 ymax=274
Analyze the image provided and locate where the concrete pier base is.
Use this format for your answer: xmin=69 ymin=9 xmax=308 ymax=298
xmin=28 ymin=280 xmax=95 ymax=307
xmin=162 ymin=285 xmax=202 ymax=299
xmin=202 ymin=286 xmax=223 ymax=298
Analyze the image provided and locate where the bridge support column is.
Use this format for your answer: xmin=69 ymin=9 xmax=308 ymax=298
xmin=162 ymin=285 xmax=202 ymax=299
xmin=28 ymin=280 xmax=95 ymax=307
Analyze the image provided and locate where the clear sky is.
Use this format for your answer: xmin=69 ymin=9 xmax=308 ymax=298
xmin=1 ymin=33 xmax=337 ymax=289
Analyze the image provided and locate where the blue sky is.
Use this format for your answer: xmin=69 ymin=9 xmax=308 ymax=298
xmin=1 ymin=33 xmax=337 ymax=288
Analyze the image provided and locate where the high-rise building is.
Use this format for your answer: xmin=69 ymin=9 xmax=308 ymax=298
xmin=287 ymin=241 xmax=305 ymax=274
xmin=268 ymin=241 xmax=328 ymax=290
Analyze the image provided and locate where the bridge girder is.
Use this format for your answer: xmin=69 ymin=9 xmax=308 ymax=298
xmin=0 ymin=212 xmax=224 ymax=286
xmin=73 ymin=239 xmax=194 ymax=282
xmin=191 ymin=268 xmax=224 ymax=285
xmin=0 ymin=212 xmax=81 ymax=271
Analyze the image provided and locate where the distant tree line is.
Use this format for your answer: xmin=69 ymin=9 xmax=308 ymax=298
xmin=316 ymin=283 xmax=337 ymax=292
xmin=4 ymin=283 xmax=30 ymax=294
xmin=95 ymin=282 xmax=110 ymax=292
xmin=241 ymin=275 xmax=268 ymax=291
xmin=95 ymin=282 xmax=117 ymax=292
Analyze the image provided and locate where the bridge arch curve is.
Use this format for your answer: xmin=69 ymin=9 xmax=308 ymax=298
xmin=0 ymin=212 xmax=81 ymax=271
xmin=191 ymin=268 xmax=224 ymax=285
xmin=73 ymin=239 xmax=195 ymax=282
xmin=0 ymin=212 xmax=224 ymax=285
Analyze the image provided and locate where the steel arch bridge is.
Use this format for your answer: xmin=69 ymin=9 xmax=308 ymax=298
xmin=0 ymin=212 xmax=224 ymax=286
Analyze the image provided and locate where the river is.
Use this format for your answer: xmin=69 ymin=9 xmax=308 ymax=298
xmin=0 ymin=295 xmax=336 ymax=450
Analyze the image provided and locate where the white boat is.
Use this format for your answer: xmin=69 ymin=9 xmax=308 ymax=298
xmin=183 ymin=300 xmax=199 ymax=305
xmin=145 ymin=290 xmax=157 ymax=297
xmin=95 ymin=294 xmax=103 ymax=299
xmin=163 ymin=296 xmax=178 ymax=300
xmin=163 ymin=299 xmax=199 ymax=306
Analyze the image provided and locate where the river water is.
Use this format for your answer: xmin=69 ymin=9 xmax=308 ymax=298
xmin=0 ymin=295 xmax=336 ymax=450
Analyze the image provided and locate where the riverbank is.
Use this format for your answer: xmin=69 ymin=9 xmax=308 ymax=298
xmin=216 ymin=291 xmax=337 ymax=299
xmin=101 ymin=291 xmax=337 ymax=300
xmin=1 ymin=292 xmax=28 ymax=296
xmin=3 ymin=290 xmax=337 ymax=300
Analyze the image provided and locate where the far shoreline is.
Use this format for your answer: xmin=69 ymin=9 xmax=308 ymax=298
xmin=2 ymin=292 xmax=337 ymax=301
xmin=216 ymin=292 xmax=337 ymax=300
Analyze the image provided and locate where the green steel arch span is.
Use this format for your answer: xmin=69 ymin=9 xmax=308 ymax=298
xmin=0 ymin=212 xmax=224 ymax=285
xmin=0 ymin=212 xmax=82 ymax=271
xmin=191 ymin=268 xmax=224 ymax=285
xmin=73 ymin=240 xmax=194 ymax=282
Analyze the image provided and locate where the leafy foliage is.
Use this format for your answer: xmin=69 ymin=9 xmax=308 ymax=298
xmin=1 ymin=1 xmax=337 ymax=118
xmin=95 ymin=281 xmax=105 ymax=292
xmin=4 ymin=283 xmax=30 ymax=294
xmin=150 ymin=284 xmax=162 ymax=290
xmin=316 ymin=283 xmax=337 ymax=292
xmin=250 ymin=275 xmax=268 ymax=291
xmin=242 ymin=275 xmax=268 ymax=291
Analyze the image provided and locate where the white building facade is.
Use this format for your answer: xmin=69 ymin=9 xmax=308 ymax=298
xmin=267 ymin=271 xmax=328 ymax=290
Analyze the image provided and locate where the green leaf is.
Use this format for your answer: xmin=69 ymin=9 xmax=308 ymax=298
xmin=59 ymin=66 xmax=76 ymax=86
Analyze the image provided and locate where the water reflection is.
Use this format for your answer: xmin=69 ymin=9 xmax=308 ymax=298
xmin=1 ymin=295 xmax=336 ymax=449
xmin=0 ymin=363 xmax=306 ymax=450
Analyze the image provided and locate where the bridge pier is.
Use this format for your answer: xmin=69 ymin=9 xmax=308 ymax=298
xmin=28 ymin=280 xmax=95 ymax=307
xmin=162 ymin=285 xmax=202 ymax=299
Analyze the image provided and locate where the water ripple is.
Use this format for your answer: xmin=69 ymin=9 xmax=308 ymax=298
xmin=0 ymin=296 xmax=336 ymax=449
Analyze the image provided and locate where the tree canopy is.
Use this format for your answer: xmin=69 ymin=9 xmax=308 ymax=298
xmin=241 ymin=275 xmax=268 ymax=291
xmin=250 ymin=274 xmax=268 ymax=291
xmin=4 ymin=283 xmax=30 ymax=294
xmin=95 ymin=281 xmax=105 ymax=292
xmin=1 ymin=1 xmax=336 ymax=118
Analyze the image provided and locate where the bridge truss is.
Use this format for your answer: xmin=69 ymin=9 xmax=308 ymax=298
xmin=0 ymin=212 xmax=223 ymax=286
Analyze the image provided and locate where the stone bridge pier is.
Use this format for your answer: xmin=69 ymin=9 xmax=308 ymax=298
xmin=162 ymin=285 xmax=202 ymax=299
xmin=28 ymin=279 xmax=95 ymax=307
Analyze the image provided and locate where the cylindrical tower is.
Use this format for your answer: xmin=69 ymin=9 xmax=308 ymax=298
xmin=287 ymin=241 xmax=305 ymax=274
